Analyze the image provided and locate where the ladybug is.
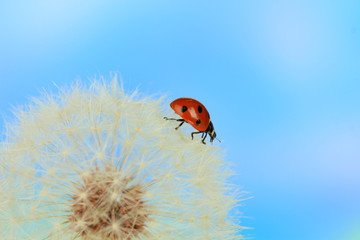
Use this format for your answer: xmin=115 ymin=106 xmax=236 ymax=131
xmin=164 ymin=97 xmax=219 ymax=144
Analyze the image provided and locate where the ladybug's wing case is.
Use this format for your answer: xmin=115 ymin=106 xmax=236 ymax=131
xmin=170 ymin=98 xmax=210 ymax=132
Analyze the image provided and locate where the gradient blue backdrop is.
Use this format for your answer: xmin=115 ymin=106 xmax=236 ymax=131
xmin=1 ymin=1 xmax=360 ymax=239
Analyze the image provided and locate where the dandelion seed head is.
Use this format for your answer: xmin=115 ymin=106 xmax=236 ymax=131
xmin=0 ymin=76 xmax=245 ymax=239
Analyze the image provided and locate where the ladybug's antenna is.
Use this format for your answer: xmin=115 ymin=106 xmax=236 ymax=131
xmin=215 ymin=137 xmax=221 ymax=143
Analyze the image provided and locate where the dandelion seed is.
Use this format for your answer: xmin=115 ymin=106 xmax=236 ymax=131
xmin=0 ymin=76 xmax=245 ymax=239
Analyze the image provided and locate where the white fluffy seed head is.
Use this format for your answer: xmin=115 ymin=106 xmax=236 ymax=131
xmin=0 ymin=76 xmax=245 ymax=239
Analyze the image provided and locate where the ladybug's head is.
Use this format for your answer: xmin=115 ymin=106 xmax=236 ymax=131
xmin=206 ymin=121 xmax=217 ymax=142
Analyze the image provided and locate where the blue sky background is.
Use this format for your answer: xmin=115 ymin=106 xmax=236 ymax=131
xmin=1 ymin=1 xmax=360 ymax=239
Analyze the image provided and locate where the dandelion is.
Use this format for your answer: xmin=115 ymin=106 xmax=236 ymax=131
xmin=0 ymin=76 xmax=244 ymax=239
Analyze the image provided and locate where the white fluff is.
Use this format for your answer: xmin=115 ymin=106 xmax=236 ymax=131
xmin=0 ymin=75 xmax=244 ymax=240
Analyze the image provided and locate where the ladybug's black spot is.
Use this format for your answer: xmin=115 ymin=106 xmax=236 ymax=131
xmin=181 ymin=106 xmax=188 ymax=113
xmin=198 ymin=105 xmax=203 ymax=113
xmin=196 ymin=119 xmax=201 ymax=126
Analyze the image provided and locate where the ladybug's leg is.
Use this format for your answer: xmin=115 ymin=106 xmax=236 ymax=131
xmin=175 ymin=120 xmax=185 ymax=130
xmin=201 ymin=132 xmax=208 ymax=144
xmin=163 ymin=117 xmax=183 ymax=121
xmin=191 ymin=131 xmax=202 ymax=140
xmin=163 ymin=117 xmax=185 ymax=130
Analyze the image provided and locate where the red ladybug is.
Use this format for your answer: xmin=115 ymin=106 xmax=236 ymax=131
xmin=164 ymin=98 xmax=219 ymax=144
